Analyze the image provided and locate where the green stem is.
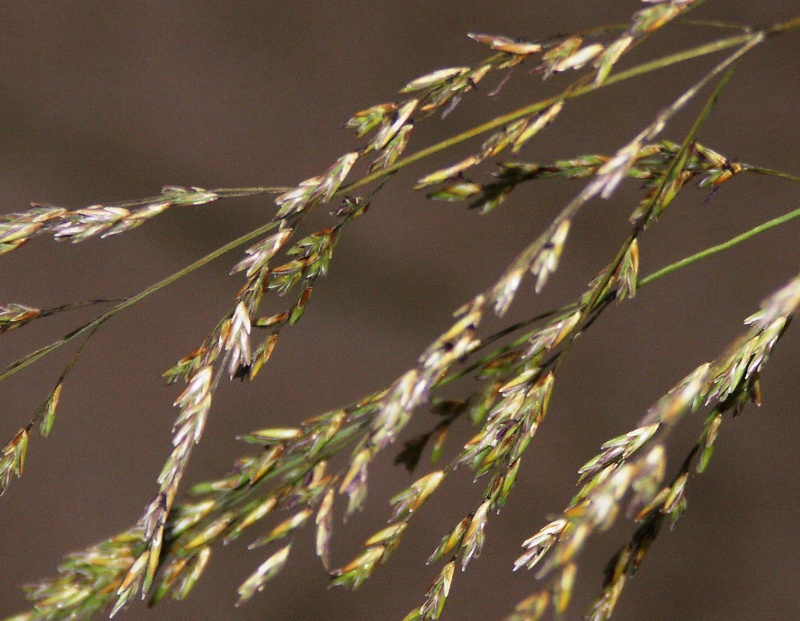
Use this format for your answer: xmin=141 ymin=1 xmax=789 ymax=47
xmin=678 ymin=19 xmax=754 ymax=31
xmin=345 ymin=14 xmax=800 ymax=194
xmin=550 ymin=42 xmax=748 ymax=376
xmin=373 ymin=12 xmax=799 ymax=195
xmin=343 ymin=31 xmax=761 ymax=193
xmin=0 ymin=221 xmax=278 ymax=382
xmin=767 ymin=16 xmax=800 ymax=35
xmin=741 ymin=166 xmax=800 ymax=184
xmin=4 ymin=20 xmax=798 ymax=383
xmin=442 ymin=204 xmax=800 ymax=388
xmin=212 ymin=186 xmax=292 ymax=198
xmin=639 ymin=207 xmax=800 ymax=287
xmin=39 ymin=298 xmax=125 ymax=315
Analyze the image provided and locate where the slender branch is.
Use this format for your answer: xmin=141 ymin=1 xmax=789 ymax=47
xmin=212 ymin=186 xmax=293 ymax=198
xmin=1 ymin=19 xmax=795 ymax=387
xmin=548 ymin=42 xmax=752 ymax=379
xmin=0 ymin=220 xmax=277 ymax=382
xmin=38 ymin=298 xmax=123 ymax=315
xmin=342 ymin=31 xmax=761 ymax=194
xmin=742 ymin=166 xmax=800 ymax=183
xmin=678 ymin=19 xmax=754 ymax=31
xmin=640 ymin=206 xmax=800 ymax=287
xmin=443 ymin=202 xmax=800 ymax=388
xmin=767 ymin=16 xmax=800 ymax=35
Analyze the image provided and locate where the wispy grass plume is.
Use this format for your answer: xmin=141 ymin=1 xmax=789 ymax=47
xmin=2 ymin=3 xmax=799 ymax=621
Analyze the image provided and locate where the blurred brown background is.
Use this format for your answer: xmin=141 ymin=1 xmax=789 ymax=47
xmin=1 ymin=2 xmax=799 ymax=620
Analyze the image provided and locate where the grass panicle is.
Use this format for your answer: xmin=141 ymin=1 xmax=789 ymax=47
xmin=2 ymin=3 xmax=799 ymax=620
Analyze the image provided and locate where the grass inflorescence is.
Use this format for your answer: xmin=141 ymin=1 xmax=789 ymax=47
xmin=1 ymin=2 xmax=799 ymax=621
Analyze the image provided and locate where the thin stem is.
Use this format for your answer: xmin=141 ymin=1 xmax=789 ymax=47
xmin=79 ymin=186 xmax=291 ymax=209
xmin=58 ymin=326 xmax=99 ymax=383
xmin=37 ymin=298 xmax=126 ymax=318
xmin=767 ymin=16 xmax=800 ymax=35
xmin=3 ymin=20 xmax=797 ymax=383
xmin=342 ymin=31 xmax=761 ymax=194
xmin=0 ymin=221 xmax=277 ymax=382
xmin=0 ymin=298 xmax=125 ymax=335
xmin=18 ymin=325 xmax=99 ymax=435
xmin=639 ymin=206 xmax=800 ymax=287
xmin=212 ymin=186 xmax=293 ymax=198
xmin=449 ymin=203 xmax=800 ymax=388
xmin=0 ymin=177 xmax=396 ymax=382
xmin=415 ymin=11 xmax=800 ymax=200
xmin=549 ymin=42 xmax=749 ymax=377
xmin=678 ymin=19 xmax=754 ymax=31
xmin=741 ymin=166 xmax=800 ymax=184
xmin=437 ymin=23 xmax=800 ymax=386
xmin=438 ymin=159 xmax=800 ymax=389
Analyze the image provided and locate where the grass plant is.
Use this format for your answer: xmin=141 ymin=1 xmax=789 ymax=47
xmin=1 ymin=2 xmax=799 ymax=620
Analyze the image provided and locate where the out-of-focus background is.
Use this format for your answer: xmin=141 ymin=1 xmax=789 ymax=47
xmin=1 ymin=2 xmax=799 ymax=620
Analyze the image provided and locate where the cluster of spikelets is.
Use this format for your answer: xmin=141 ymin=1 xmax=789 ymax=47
xmin=2 ymin=2 xmax=800 ymax=620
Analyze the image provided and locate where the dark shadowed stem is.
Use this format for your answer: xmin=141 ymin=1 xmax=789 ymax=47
xmin=36 ymin=298 xmax=125 ymax=317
